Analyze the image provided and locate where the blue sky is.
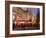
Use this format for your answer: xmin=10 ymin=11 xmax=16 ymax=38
xmin=27 ymin=8 xmax=39 ymax=16
xmin=31 ymin=8 xmax=39 ymax=16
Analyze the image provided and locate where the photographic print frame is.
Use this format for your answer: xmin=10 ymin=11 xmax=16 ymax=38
xmin=5 ymin=1 xmax=45 ymax=37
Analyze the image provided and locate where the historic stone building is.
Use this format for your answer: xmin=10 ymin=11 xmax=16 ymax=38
xmin=13 ymin=7 xmax=37 ymax=27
